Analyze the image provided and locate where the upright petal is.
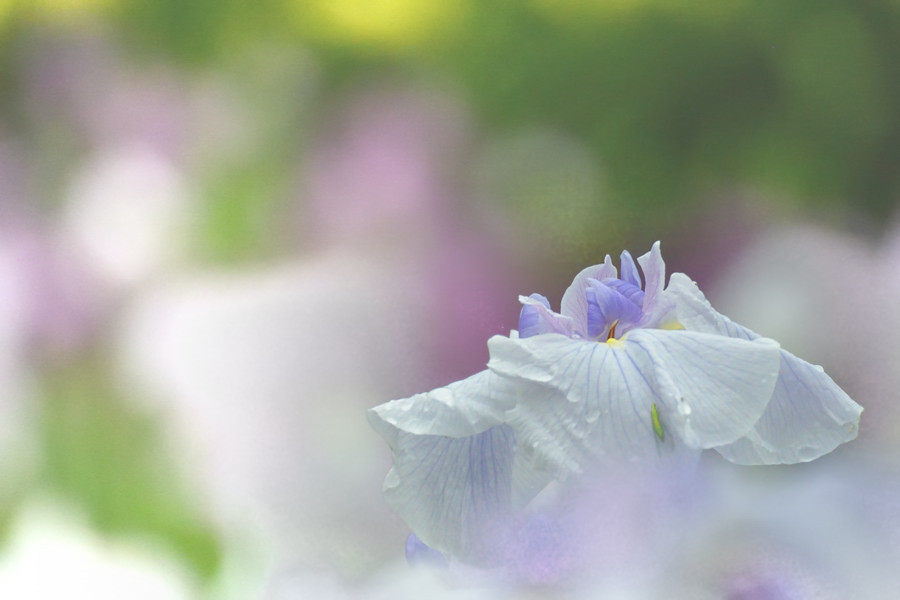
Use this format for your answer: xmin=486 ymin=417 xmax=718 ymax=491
xmin=619 ymin=250 xmax=642 ymax=289
xmin=560 ymin=255 xmax=617 ymax=336
xmin=518 ymin=294 xmax=575 ymax=339
xmin=664 ymin=272 xmax=751 ymax=339
xmin=585 ymin=279 xmax=643 ymax=338
xmin=665 ymin=272 xmax=864 ymax=464
xmin=637 ymin=241 xmax=666 ymax=317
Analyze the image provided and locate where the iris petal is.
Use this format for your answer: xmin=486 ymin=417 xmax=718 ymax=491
xmin=619 ymin=250 xmax=642 ymax=289
xmin=560 ymin=254 xmax=617 ymax=336
xmin=368 ymin=369 xmax=514 ymax=440
xmin=487 ymin=330 xmax=779 ymax=473
xmin=627 ymin=329 xmax=781 ymax=448
xmin=368 ymin=370 xmax=556 ymax=562
xmin=382 ymin=423 xmax=517 ymax=563
xmin=636 ymin=241 xmax=672 ymax=325
xmin=585 ymin=279 xmax=643 ymax=338
xmin=715 ymin=353 xmax=862 ymax=464
xmin=518 ymin=294 xmax=576 ymax=339
xmin=665 ymin=272 xmax=864 ymax=464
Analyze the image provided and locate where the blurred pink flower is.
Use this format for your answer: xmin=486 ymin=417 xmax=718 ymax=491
xmin=300 ymin=86 xmax=519 ymax=386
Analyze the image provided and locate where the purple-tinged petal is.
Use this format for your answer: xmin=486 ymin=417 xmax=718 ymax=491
xmin=603 ymin=278 xmax=645 ymax=308
xmin=560 ymin=255 xmax=617 ymax=335
xmin=586 ymin=279 xmax=643 ymax=338
xmin=665 ymin=272 xmax=864 ymax=464
xmin=637 ymin=241 xmax=668 ymax=322
xmin=518 ymin=294 xmax=575 ymax=339
xmin=619 ymin=250 xmax=642 ymax=289
xmin=382 ymin=422 xmax=517 ymax=563
xmin=714 ymin=353 xmax=862 ymax=464
xmin=368 ymin=370 xmax=557 ymax=562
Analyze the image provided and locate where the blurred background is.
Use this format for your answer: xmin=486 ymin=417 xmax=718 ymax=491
xmin=0 ymin=1 xmax=899 ymax=598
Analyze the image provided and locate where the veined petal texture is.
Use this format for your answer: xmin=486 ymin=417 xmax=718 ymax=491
xmin=367 ymin=370 xmax=555 ymax=562
xmin=486 ymin=330 xmax=780 ymax=474
xmin=560 ymin=254 xmax=617 ymax=336
xmin=368 ymin=368 xmax=515 ymax=441
xmin=665 ymin=272 xmax=864 ymax=464
xmin=518 ymin=294 xmax=576 ymax=339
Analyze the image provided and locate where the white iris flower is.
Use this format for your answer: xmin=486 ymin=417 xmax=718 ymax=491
xmin=368 ymin=243 xmax=862 ymax=564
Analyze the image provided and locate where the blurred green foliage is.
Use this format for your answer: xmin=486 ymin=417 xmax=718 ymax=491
xmin=38 ymin=356 xmax=222 ymax=580
xmin=90 ymin=0 xmax=900 ymax=226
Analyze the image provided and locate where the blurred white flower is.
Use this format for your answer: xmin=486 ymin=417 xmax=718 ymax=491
xmin=116 ymin=250 xmax=434 ymax=584
xmin=61 ymin=144 xmax=192 ymax=288
xmin=0 ymin=501 xmax=199 ymax=600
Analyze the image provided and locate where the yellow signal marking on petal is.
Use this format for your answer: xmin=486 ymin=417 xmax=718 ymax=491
xmin=606 ymin=337 xmax=625 ymax=349
xmin=660 ymin=320 xmax=685 ymax=330
xmin=651 ymin=403 xmax=665 ymax=442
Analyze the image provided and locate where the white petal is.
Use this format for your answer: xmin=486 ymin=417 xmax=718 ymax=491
xmin=714 ymin=352 xmax=863 ymax=464
xmin=665 ymin=272 xmax=864 ymax=464
xmin=665 ymin=272 xmax=751 ymax=338
xmin=628 ymin=329 xmax=781 ymax=448
xmin=381 ymin=424 xmax=517 ymax=563
xmin=636 ymin=241 xmax=667 ymax=318
xmin=368 ymin=370 xmax=557 ymax=562
xmin=487 ymin=331 xmax=779 ymax=472
xmin=368 ymin=370 xmax=514 ymax=442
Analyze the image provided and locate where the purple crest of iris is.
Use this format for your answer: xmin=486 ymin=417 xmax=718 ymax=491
xmin=368 ymin=242 xmax=863 ymax=567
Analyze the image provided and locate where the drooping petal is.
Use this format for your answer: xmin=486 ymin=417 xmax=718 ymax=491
xmin=486 ymin=330 xmax=780 ymax=473
xmin=368 ymin=370 xmax=557 ymax=562
xmin=619 ymin=250 xmax=642 ymax=289
xmin=560 ymin=254 xmax=617 ymax=336
xmin=714 ymin=353 xmax=862 ymax=464
xmin=665 ymin=272 xmax=864 ymax=464
xmin=518 ymin=294 xmax=575 ymax=339
xmin=368 ymin=370 xmax=515 ymax=441
xmin=627 ymin=329 xmax=781 ymax=448
xmin=381 ymin=422 xmax=517 ymax=563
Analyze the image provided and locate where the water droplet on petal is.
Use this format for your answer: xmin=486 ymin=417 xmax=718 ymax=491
xmin=678 ymin=402 xmax=691 ymax=416
xmin=814 ymin=364 xmax=824 ymax=373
